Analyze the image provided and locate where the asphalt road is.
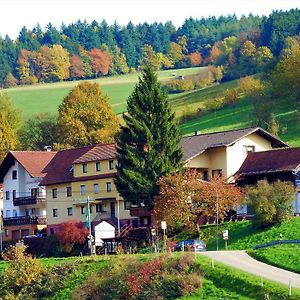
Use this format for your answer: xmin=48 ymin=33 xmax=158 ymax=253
xmin=200 ymin=250 xmax=300 ymax=287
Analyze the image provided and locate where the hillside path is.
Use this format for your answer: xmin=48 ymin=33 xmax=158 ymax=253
xmin=199 ymin=250 xmax=300 ymax=287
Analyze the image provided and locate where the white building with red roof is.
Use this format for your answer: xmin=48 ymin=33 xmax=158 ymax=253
xmin=0 ymin=150 xmax=56 ymax=241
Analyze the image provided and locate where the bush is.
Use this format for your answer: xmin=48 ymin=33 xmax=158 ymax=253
xmin=246 ymin=180 xmax=295 ymax=228
xmin=73 ymin=255 xmax=202 ymax=300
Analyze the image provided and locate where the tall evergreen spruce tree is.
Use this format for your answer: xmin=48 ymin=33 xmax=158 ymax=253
xmin=115 ymin=67 xmax=182 ymax=210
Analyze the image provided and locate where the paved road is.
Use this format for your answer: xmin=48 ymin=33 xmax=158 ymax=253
xmin=200 ymin=250 xmax=300 ymax=287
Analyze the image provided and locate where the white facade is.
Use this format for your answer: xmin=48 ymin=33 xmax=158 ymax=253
xmin=3 ymin=161 xmax=46 ymax=218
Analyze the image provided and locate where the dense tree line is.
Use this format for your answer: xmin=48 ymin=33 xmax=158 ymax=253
xmin=0 ymin=9 xmax=299 ymax=87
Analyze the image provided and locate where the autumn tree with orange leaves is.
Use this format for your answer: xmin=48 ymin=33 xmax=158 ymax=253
xmin=154 ymin=170 xmax=242 ymax=233
xmin=89 ymin=48 xmax=111 ymax=76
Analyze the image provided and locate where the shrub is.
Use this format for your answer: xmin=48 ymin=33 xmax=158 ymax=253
xmin=224 ymin=88 xmax=239 ymax=104
xmin=73 ymin=255 xmax=202 ymax=300
xmin=245 ymin=180 xmax=295 ymax=228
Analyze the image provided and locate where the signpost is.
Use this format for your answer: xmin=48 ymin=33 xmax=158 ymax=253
xmin=222 ymin=229 xmax=228 ymax=250
xmin=161 ymin=221 xmax=167 ymax=253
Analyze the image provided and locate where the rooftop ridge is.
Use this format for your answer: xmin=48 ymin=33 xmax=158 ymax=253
xmin=182 ymin=127 xmax=258 ymax=138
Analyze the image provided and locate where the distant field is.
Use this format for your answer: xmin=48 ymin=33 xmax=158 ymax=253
xmin=4 ymin=67 xmax=203 ymax=118
xmin=4 ymin=66 xmax=299 ymax=147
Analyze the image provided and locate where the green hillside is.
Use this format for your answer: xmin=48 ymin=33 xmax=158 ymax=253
xmin=4 ymin=67 xmax=299 ymax=147
xmin=5 ymin=67 xmax=203 ymax=118
xmin=175 ymin=82 xmax=299 ymax=147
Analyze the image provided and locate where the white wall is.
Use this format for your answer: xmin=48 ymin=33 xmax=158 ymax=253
xmin=3 ymin=161 xmax=46 ymax=217
xmin=226 ymin=133 xmax=273 ymax=183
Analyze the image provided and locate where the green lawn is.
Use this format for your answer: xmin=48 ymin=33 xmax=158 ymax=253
xmin=200 ymin=217 xmax=300 ymax=251
xmin=249 ymin=245 xmax=300 ymax=274
xmin=5 ymin=67 xmax=203 ymax=118
xmin=182 ymin=255 xmax=300 ymax=300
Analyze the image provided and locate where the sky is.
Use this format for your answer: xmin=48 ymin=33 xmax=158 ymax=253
xmin=1 ymin=0 xmax=299 ymax=39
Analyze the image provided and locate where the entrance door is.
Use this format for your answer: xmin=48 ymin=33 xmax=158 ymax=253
xmin=110 ymin=202 xmax=116 ymax=218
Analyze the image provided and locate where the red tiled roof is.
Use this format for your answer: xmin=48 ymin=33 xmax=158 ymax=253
xmin=40 ymin=145 xmax=94 ymax=186
xmin=180 ymin=127 xmax=288 ymax=162
xmin=40 ymin=144 xmax=118 ymax=186
xmin=236 ymin=147 xmax=300 ymax=177
xmin=74 ymin=143 xmax=117 ymax=164
xmin=0 ymin=151 xmax=57 ymax=182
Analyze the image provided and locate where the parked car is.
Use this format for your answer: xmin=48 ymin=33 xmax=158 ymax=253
xmin=175 ymin=239 xmax=206 ymax=252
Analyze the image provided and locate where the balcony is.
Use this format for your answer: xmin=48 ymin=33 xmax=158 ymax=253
xmin=3 ymin=216 xmax=47 ymax=226
xmin=130 ymin=207 xmax=152 ymax=217
xmin=13 ymin=196 xmax=45 ymax=206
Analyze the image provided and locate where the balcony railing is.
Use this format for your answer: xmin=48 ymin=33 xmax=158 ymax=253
xmin=13 ymin=196 xmax=45 ymax=206
xmin=130 ymin=207 xmax=151 ymax=217
xmin=3 ymin=216 xmax=47 ymax=226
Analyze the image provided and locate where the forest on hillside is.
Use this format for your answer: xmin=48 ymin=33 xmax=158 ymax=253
xmin=0 ymin=9 xmax=299 ymax=87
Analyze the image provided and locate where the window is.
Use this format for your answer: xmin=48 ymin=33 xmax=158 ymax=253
xmin=212 ymin=169 xmax=222 ymax=178
xmin=80 ymin=185 xmax=86 ymax=195
xmin=203 ymin=170 xmax=209 ymax=181
xmin=124 ymin=201 xmax=131 ymax=210
xmin=12 ymin=209 xmax=17 ymax=217
xmin=108 ymin=160 xmax=114 ymax=170
xmin=6 ymin=210 xmax=10 ymax=218
xmin=106 ymin=182 xmax=112 ymax=192
xmin=4 ymin=229 xmax=8 ymax=237
xmin=244 ymin=145 xmax=255 ymax=155
xmin=82 ymin=164 xmax=88 ymax=173
xmin=5 ymin=191 xmax=10 ymax=200
xmin=12 ymin=170 xmax=17 ymax=180
xmin=96 ymin=203 xmax=103 ymax=213
xmin=25 ymin=209 xmax=30 ymax=216
xmin=52 ymin=188 xmax=58 ymax=198
xmin=50 ymin=228 xmax=54 ymax=235
xmin=31 ymin=188 xmax=39 ymax=197
xmin=52 ymin=209 xmax=58 ymax=217
xmin=81 ymin=206 xmax=85 ymax=215
xmin=67 ymin=207 xmax=73 ymax=216
xmin=96 ymin=162 xmax=101 ymax=172
xmin=12 ymin=190 xmax=16 ymax=200
xmin=66 ymin=186 xmax=72 ymax=197
xmin=94 ymin=183 xmax=99 ymax=194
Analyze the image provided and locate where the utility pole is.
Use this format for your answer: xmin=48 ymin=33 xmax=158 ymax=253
xmin=216 ymin=186 xmax=219 ymax=251
xmin=86 ymin=196 xmax=93 ymax=255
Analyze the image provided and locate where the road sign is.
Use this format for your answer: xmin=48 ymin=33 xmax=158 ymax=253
xmin=161 ymin=221 xmax=167 ymax=230
xmin=222 ymin=230 xmax=228 ymax=240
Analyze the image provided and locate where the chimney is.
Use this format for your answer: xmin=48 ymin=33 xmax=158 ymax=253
xmin=43 ymin=145 xmax=52 ymax=152
xmin=194 ymin=130 xmax=201 ymax=136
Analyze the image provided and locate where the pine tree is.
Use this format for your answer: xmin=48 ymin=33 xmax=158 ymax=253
xmin=115 ymin=67 xmax=182 ymax=210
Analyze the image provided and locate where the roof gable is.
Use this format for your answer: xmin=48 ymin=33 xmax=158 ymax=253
xmin=0 ymin=151 xmax=57 ymax=183
xmin=180 ymin=127 xmax=288 ymax=162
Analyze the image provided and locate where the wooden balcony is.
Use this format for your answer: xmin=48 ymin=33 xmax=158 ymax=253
xmin=130 ymin=207 xmax=152 ymax=217
xmin=13 ymin=196 xmax=45 ymax=206
xmin=3 ymin=216 xmax=47 ymax=226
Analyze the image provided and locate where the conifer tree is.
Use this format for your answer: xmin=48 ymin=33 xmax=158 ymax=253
xmin=115 ymin=67 xmax=182 ymax=210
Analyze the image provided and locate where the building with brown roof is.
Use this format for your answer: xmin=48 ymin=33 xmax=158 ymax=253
xmin=236 ymin=147 xmax=300 ymax=214
xmin=40 ymin=143 xmax=139 ymax=235
xmin=180 ymin=127 xmax=287 ymax=182
xmin=0 ymin=150 xmax=56 ymax=241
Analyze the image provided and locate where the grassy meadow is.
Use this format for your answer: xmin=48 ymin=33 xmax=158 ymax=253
xmin=3 ymin=66 xmax=299 ymax=146
xmin=201 ymin=217 xmax=300 ymax=251
xmin=5 ymin=67 xmax=203 ymax=117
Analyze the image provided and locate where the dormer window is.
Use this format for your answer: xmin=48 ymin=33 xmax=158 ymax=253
xmin=82 ymin=164 xmax=87 ymax=173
